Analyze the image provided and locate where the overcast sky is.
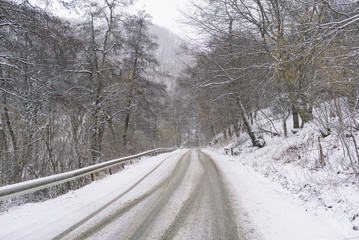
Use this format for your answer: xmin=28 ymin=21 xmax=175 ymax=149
xmin=33 ymin=0 xmax=193 ymax=37
xmin=132 ymin=0 xmax=191 ymax=35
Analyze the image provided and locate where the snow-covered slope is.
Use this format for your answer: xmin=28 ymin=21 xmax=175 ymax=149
xmin=208 ymin=120 xmax=359 ymax=239
xmin=150 ymin=25 xmax=188 ymax=91
xmin=205 ymin=149 xmax=351 ymax=239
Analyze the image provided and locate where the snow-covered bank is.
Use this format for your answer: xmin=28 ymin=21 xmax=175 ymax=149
xmin=205 ymin=122 xmax=359 ymax=239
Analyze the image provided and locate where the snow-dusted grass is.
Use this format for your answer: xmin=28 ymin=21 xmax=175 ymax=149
xmin=208 ymin=119 xmax=359 ymax=239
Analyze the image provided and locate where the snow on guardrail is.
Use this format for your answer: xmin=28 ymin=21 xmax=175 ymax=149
xmin=0 ymin=148 xmax=176 ymax=201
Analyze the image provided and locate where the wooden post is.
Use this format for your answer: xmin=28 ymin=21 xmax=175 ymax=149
xmin=91 ymin=173 xmax=95 ymax=181
xmin=67 ymin=181 xmax=71 ymax=191
xmin=224 ymin=148 xmax=230 ymax=155
xmin=109 ymin=168 xmax=112 ymax=175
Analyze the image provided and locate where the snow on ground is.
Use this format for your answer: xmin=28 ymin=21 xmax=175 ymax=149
xmin=0 ymin=150 xmax=187 ymax=240
xmin=1 ymin=134 xmax=358 ymax=240
xmin=206 ymin=121 xmax=359 ymax=240
xmin=205 ymin=149 xmax=349 ymax=239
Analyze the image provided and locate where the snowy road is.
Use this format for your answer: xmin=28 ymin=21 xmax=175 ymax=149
xmin=1 ymin=149 xmax=349 ymax=240
xmin=55 ymin=150 xmax=240 ymax=239
xmin=0 ymin=150 xmax=242 ymax=239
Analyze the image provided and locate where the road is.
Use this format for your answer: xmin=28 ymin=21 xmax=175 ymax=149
xmin=53 ymin=150 xmax=243 ymax=239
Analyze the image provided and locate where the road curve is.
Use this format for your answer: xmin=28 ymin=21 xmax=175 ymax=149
xmin=55 ymin=150 xmax=244 ymax=239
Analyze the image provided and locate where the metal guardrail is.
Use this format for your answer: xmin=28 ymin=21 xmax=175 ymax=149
xmin=0 ymin=148 xmax=176 ymax=201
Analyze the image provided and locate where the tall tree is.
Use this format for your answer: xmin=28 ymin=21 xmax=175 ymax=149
xmin=121 ymin=11 xmax=159 ymax=148
xmin=73 ymin=0 xmax=132 ymax=163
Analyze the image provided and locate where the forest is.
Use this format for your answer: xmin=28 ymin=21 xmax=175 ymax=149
xmin=1 ymin=0 xmax=359 ymax=193
xmin=176 ymin=0 xmax=359 ymax=175
xmin=0 ymin=0 xmax=180 ymax=189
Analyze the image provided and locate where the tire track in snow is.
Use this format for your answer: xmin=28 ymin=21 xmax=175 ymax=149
xmin=70 ymin=151 xmax=191 ymax=240
xmin=56 ymin=150 xmax=244 ymax=239
xmin=52 ymin=151 xmax=185 ymax=240
xmin=125 ymin=151 xmax=192 ymax=239
xmin=160 ymin=150 xmax=241 ymax=240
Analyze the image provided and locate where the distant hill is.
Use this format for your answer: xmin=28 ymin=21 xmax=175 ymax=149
xmin=149 ymin=25 xmax=188 ymax=91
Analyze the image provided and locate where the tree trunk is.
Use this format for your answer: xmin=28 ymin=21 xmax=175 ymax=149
xmin=292 ymin=104 xmax=300 ymax=129
xmin=123 ymin=105 xmax=131 ymax=146
xmin=348 ymin=90 xmax=358 ymax=113
xmin=3 ymin=97 xmax=17 ymax=153
xmin=237 ymin=96 xmax=265 ymax=148
xmin=90 ymin=106 xmax=100 ymax=164
xmin=299 ymin=94 xmax=313 ymax=127
xmin=70 ymin=113 xmax=82 ymax=169
xmin=283 ymin=110 xmax=290 ymax=137
xmin=233 ymin=120 xmax=240 ymax=138
xmin=106 ymin=110 xmax=117 ymax=144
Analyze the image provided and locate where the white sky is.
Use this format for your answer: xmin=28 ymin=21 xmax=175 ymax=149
xmin=30 ymin=0 xmax=193 ymax=37
xmin=132 ymin=0 xmax=191 ymax=35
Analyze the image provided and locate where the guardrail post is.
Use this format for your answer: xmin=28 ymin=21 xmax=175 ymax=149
xmin=28 ymin=192 xmax=33 ymax=202
xmin=91 ymin=173 xmax=95 ymax=181
xmin=109 ymin=168 xmax=112 ymax=175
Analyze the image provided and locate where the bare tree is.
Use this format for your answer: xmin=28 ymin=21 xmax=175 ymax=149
xmin=0 ymin=0 xmax=78 ymax=184
xmin=121 ymin=11 xmax=160 ymax=148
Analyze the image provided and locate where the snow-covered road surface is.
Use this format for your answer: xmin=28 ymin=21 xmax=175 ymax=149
xmin=0 ymin=149 xmax=349 ymax=239
xmin=0 ymin=150 xmax=241 ymax=239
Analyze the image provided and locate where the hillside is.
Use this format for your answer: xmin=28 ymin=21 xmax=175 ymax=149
xmin=150 ymin=25 xmax=188 ymax=91
xmin=208 ymin=113 xmax=359 ymax=238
